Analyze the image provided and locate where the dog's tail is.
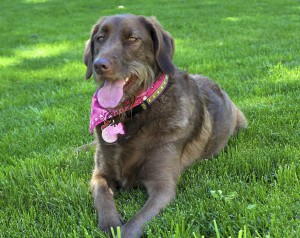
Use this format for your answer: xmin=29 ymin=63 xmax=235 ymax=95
xmin=235 ymin=107 xmax=248 ymax=134
xmin=237 ymin=110 xmax=247 ymax=128
xmin=231 ymin=103 xmax=247 ymax=134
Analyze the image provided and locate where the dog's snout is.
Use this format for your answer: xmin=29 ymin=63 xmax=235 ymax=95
xmin=94 ymin=58 xmax=111 ymax=73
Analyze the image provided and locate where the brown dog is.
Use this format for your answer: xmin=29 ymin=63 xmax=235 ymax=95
xmin=83 ymin=14 xmax=247 ymax=238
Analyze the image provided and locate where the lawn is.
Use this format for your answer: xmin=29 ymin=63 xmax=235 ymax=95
xmin=0 ymin=0 xmax=299 ymax=237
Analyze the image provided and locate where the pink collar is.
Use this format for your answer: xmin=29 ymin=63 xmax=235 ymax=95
xmin=90 ymin=74 xmax=169 ymax=134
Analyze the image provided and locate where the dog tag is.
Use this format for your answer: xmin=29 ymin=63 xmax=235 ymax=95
xmin=102 ymin=123 xmax=125 ymax=143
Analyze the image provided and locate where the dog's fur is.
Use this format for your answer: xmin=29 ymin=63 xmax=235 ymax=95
xmin=83 ymin=14 xmax=247 ymax=238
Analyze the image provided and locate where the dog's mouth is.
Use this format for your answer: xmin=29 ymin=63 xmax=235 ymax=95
xmin=97 ymin=76 xmax=136 ymax=109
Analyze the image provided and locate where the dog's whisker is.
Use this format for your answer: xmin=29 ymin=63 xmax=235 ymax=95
xmin=128 ymin=62 xmax=155 ymax=89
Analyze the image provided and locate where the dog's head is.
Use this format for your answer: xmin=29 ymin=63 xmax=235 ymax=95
xmin=83 ymin=14 xmax=175 ymax=109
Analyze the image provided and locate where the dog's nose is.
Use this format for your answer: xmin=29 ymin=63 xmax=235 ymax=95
xmin=94 ymin=58 xmax=111 ymax=73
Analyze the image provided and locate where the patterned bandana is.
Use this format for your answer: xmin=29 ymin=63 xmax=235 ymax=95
xmin=89 ymin=74 xmax=169 ymax=134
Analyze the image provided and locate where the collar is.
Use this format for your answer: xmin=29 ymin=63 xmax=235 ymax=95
xmin=89 ymin=74 xmax=169 ymax=134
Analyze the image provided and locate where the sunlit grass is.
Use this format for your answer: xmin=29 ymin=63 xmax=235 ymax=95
xmin=0 ymin=0 xmax=299 ymax=237
xmin=15 ymin=42 xmax=73 ymax=59
xmin=23 ymin=0 xmax=49 ymax=3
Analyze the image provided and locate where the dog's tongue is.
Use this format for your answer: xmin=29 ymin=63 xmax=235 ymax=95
xmin=97 ymin=80 xmax=124 ymax=108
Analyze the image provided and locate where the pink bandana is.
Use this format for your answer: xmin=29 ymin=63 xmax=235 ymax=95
xmin=90 ymin=74 xmax=168 ymax=135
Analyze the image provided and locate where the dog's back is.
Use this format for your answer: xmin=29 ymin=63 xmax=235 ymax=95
xmin=188 ymin=74 xmax=247 ymax=160
xmin=157 ymin=72 xmax=247 ymax=169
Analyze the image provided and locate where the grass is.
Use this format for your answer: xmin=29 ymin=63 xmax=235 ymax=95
xmin=0 ymin=0 xmax=299 ymax=237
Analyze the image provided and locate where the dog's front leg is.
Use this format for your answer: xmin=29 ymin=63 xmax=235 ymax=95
xmin=121 ymin=182 xmax=176 ymax=238
xmin=121 ymin=146 xmax=180 ymax=238
xmin=91 ymin=169 xmax=123 ymax=234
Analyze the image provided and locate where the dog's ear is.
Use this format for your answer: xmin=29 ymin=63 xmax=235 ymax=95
xmin=83 ymin=39 xmax=93 ymax=79
xmin=141 ymin=16 xmax=175 ymax=75
xmin=83 ymin=18 xmax=105 ymax=79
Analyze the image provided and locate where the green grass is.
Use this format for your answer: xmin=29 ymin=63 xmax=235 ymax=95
xmin=0 ymin=0 xmax=299 ymax=237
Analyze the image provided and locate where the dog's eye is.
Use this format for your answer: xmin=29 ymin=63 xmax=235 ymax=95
xmin=128 ymin=36 xmax=138 ymax=42
xmin=96 ymin=36 xmax=105 ymax=42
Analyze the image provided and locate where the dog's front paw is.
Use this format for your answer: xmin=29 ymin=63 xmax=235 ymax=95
xmin=98 ymin=214 xmax=124 ymax=234
xmin=120 ymin=222 xmax=143 ymax=238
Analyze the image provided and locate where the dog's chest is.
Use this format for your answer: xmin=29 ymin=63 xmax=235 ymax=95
xmin=109 ymin=145 xmax=144 ymax=188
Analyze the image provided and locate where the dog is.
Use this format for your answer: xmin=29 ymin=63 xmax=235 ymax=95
xmin=83 ymin=14 xmax=247 ymax=238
